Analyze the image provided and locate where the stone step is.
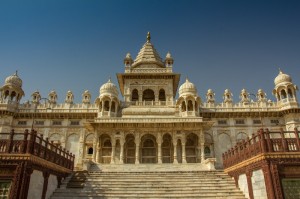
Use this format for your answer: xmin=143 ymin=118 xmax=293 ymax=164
xmin=50 ymin=169 xmax=246 ymax=199
xmin=52 ymin=191 xmax=245 ymax=196
xmin=51 ymin=194 xmax=246 ymax=199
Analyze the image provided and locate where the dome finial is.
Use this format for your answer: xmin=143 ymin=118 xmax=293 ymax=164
xmin=15 ymin=70 xmax=18 ymax=76
xmin=279 ymin=68 xmax=283 ymax=74
xmin=147 ymin=32 xmax=151 ymax=42
xmin=108 ymin=76 xmax=111 ymax=82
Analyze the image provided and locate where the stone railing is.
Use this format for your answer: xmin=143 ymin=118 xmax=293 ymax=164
xmin=222 ymin=128 xmax=300 ymax=169
xmin=0 ymin=129 xmax=75 ymax=170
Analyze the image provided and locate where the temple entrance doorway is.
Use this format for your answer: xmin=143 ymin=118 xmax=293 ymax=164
xmin=162 ymin=134 xmax=173 ymax=163
xmin=186 ymin=133 xmax=198 ymax=163
xmin=100 ymin=134 xmax=112 ymax=164
xmin=141 ymin=134 xmax=157 ymax=163
xmin=124 ymin=134 xmax=135 ymax=164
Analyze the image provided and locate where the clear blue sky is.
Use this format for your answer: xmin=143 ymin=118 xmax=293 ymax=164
xmin=0 ymin=0 xmax=300 ymax=103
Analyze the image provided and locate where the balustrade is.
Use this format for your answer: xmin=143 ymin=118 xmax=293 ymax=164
xmin=0 ymin=129 xmax=74 ymax=170
xmin=223 ymin=128 xmax=300 ymax=169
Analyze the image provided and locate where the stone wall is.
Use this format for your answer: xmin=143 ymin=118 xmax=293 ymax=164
xmin=238 ymin=174 xmax=249 ymax=199
xmin=46 ymin=174 xmax=58 ymax=199
xmin=28 ymin=170 xmax=44 ymax=199
xmin=251 ymin=169 xmax=267 ymax=199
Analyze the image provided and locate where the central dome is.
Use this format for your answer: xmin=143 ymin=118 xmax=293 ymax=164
xmin=5 ymin=71 xmax=22 ymax=87
xmin=100 ymin=78 xmax=119 ymax=97
xmin=179 ymin=78 xmax=197 ymax=96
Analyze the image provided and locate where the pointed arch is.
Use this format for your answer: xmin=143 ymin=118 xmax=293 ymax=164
xmin=143 ymin=89 xmax=155 ymax=101
xmin=159 ymin=89 xmax=166 ymax=101
xmin=131 ymin=89 xmax=139 ymax=101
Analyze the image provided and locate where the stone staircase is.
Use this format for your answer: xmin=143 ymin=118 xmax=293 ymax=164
xmin=51 ymin=164 xmax=246 ymax=199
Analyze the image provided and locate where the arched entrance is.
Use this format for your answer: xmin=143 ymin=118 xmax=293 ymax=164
xmin=140 ymin=134 xmax=157 ymax=163
xmin=100 ymin=134 xmax=112 ymax=164
xmin=124 ymin=134 xmax=135 ymax=164
xmin=142 ymin=89 xmax=155 ymax=101
xmin=186 ymin=133 xmax=198 ymax=163
xmin=162 ymin=134 xmax=173 ymax=163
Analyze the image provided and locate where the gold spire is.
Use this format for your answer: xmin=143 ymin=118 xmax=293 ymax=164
xmin=147 ymin=32 xmax=151 ymax=42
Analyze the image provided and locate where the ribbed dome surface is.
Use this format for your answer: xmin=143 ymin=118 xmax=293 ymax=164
xmin=179 ymin=78 xmax=197 ymax=96
xmin=100 ymin=78 xmax=119 ymax=97
xmin=5 ymin=72 xmax=22 ymax=87
xmin=274 ymin=70 xmax=292 ymax=85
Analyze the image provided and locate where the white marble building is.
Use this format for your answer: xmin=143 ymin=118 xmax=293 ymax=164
xmin=0 ymin=32 xmax=299 ymax=169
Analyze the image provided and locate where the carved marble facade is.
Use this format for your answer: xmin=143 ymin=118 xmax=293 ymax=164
xmin=0 ymin=33 xmax=299 ymax=169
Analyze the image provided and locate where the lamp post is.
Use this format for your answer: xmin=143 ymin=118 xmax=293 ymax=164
xmin=31 ymin=97 xmax=51 ymax=130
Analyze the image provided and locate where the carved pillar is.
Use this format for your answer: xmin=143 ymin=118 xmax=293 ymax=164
xmin=173 ymin=139 xmax=178 ymax=164
xmin=200 ymin=143 xmax=205 ymax=162
xmin=92 ymin=133 xmax=97 ymax=162
xmin=246 ymin=170 xmax=254 ymax=199
xmin=135 ymin=135 xmax=140 ymax=164
xmin=157 ymin=134 xmax=162 ymax=164
xmin=119 ymin=139 xmax=125 ymax=164
xmin=19 ymin=163 xmax=33 ymax=199
xmin=155 ymin=90 xmax=159 ymax=103
xmin=270 ymin=163 xmax=283 ymax=199
xmin=77 ymin=130 xmax=85 ymax=168
xmin=101 ymin=101 xmax=104 ymax=113
xmin=96 ymin=142 xmax=100 ymax=163
xmin=262 ymin=161 xmax=276 ymax=199
xmin=111 ymin=139 xmax=116 ymax=164
xmin=182 ymin=138 xmax=187 ymax=163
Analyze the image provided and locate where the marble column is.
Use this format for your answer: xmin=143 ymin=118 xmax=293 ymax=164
xmin=158 ymin=143 xmax=162 ymax=164
xmin=92 ymin=134 xmax=97 ymax=162
xmin=157 ymin=134 xmax=162 ymax=164
xmin=201 ymin=143 xmax=205 ymax=162
xmin=135 ymin=144 xmax=140 ymax=164
xmin=119 ymin=139 xmax=124 ymax=164
xmin=111 ymin=139 xmax=116 ymax=164
xmin=173 ymin=140 xmax=178 ymax=164
xmin=135 ymin=135 xmax=140 ymax=164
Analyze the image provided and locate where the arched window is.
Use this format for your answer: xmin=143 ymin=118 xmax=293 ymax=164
xmin=195 ymin=101 xmax=198 ymax=112
xmin=4 ymin=90 xmax=9 ymax=99
xmin=88 ymin=147 xmax=93 ymax=154
xmin=111 ymin=101 xmax=116 ymax=112
xmin=181 ymin=101 xmax=186 ymax=112
xmin=11 ymin=91 xmax=16 ymax=101
xmin=104 ymin=101 xmax=110 ymax=111
xmin=187 ymin=100 xmax=193 ymax=111
xmin=288 ymin=88 xmax=293 ymax=98
xmin=204 ymin=146 xmax=211 ymax=156
xmin=281 ymin=90 xmax=287 ymax=99
xmin=159 ymin=89 xmax=166 ymax=101
xmin=142 ymin=89 xmax=155 ymax=101
xmin=131 ymin=89 xmax=139 ymax=101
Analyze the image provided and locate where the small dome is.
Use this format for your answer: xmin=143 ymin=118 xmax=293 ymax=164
xmin=179 ymin=78 xmax=197 ymax=96
xmin=100 ymin=78 xmax=119 ymax=97
xmin=5 ymin=71 xmax=22 ymax=87
xmin=274 ymin=69 xmax=292 ymax=85
xmin=166 ymin=52 xmax=172 ymax=59
xmin=82 ymin=90 xmax=91 ymax=96
xmin=125 ymin=53 xmax=132 ymax=59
